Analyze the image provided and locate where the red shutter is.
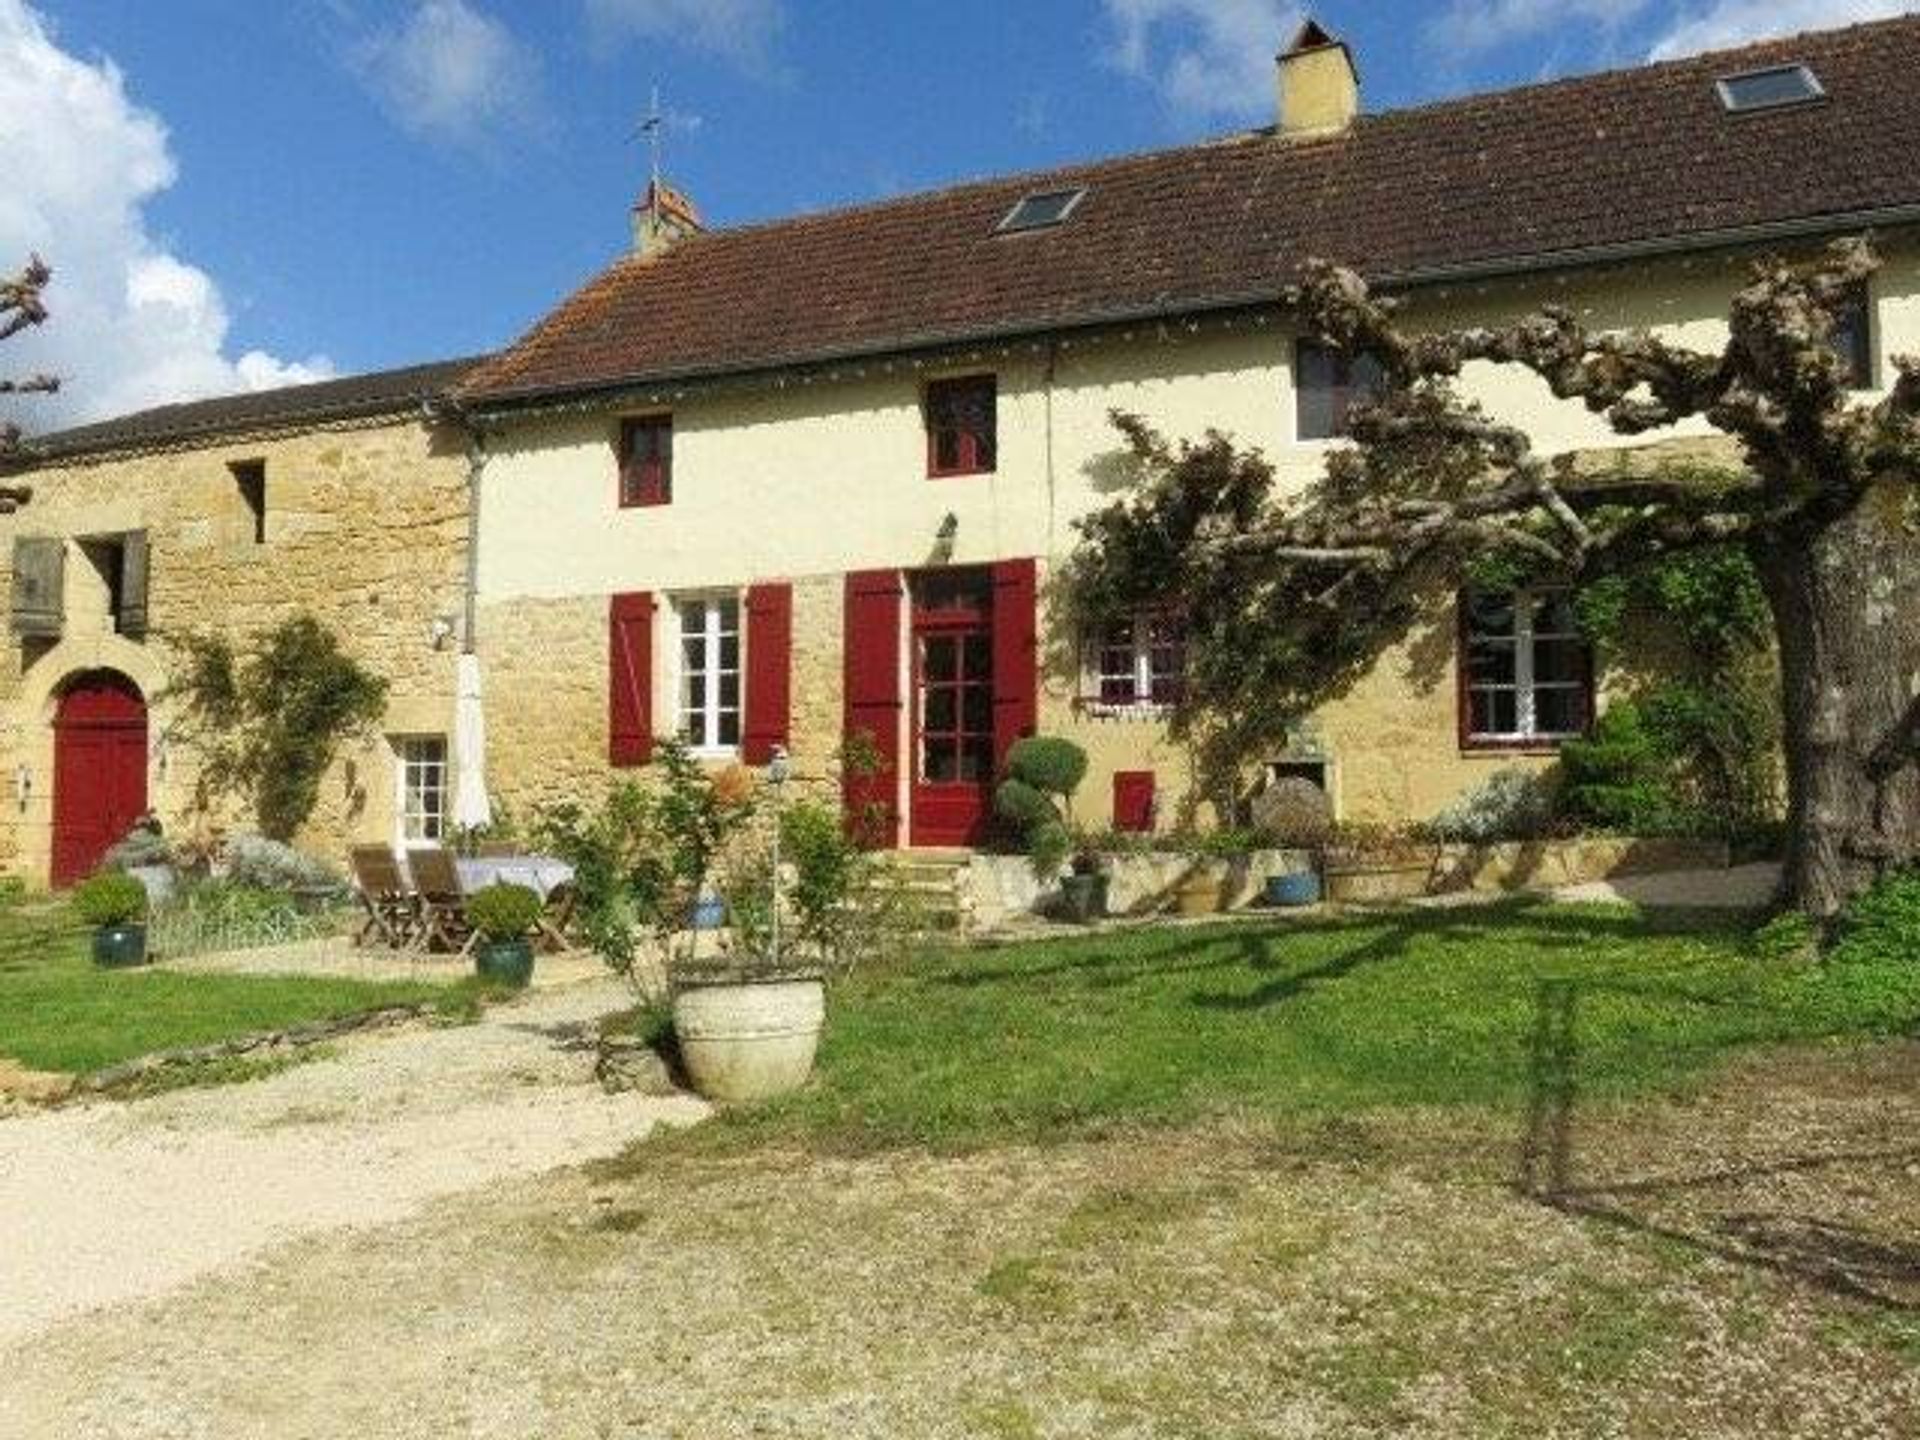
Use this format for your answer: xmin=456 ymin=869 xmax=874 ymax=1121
xmin=609 ymin=591 xmax=654 ymax=766
xmin=842 ymin=570 xmax=902 ymax=848
xmin=991 ymin=557 xmax=1038 ymax=775
xmin=743 ymin=581 xmax=793 ymax=765
xmin=1113 ymin=771 xmax=1156 ymax=833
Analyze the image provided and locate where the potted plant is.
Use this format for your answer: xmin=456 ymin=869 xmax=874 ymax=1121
xmin=466 ymin=882 xmax=542 ymax=988
xmin=673 ymin=748 xmax=828 ymax=1102
xmin=74 ymin=870 xmax=150 ymax=968
xmin=994 ymin=736 xmax=1106 ymax=923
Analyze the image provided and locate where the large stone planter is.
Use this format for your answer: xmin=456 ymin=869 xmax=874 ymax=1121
xmin=1324 ymin=854 xmax=1436 ymax=904
xmin=672 ymin=977 xmax=825 ymax=1103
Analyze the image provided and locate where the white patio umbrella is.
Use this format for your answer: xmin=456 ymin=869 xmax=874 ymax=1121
xmin=452 ymin=651 xmax=492 ymax=830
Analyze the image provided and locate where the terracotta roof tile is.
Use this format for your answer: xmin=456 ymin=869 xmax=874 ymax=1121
xmin=461 ymin=16 xmax=1920 ymax=407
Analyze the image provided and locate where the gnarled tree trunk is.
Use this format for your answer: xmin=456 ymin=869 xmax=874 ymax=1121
xmin=1755 ymin=478 xmax=1920 ymax=917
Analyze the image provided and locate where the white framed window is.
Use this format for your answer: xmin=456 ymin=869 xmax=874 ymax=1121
xmin=394 ymin=735 xmax=448 ymax=848
xmin=1087 ymin=612 xmax=1185 ymax=713
xmin=675 ymin=593 xmax=741 ymax=753
xmin=1462 ymin=589 xmax=1592 ymax=745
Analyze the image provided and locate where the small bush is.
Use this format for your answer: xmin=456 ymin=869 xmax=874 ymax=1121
xmin=1558 ymin=704 xmax=1687 ymax=835
xmin=1006 ymin=737 xmax=1088 ymax=798
xmin=467 ymin=882 xmax=542 ymax=941
xmin=994 ymin=778 xmax=1056 ymax=832
xmin=74 ymin=871 xmax=148 ymax=926
xmin=224 ymin=834 xmax=346 ymax=895
xmin=1425 ymin=767 xmax=1558 ymax=844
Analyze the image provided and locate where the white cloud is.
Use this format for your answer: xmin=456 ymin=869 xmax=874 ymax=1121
xmin=585 ymin=0 xmax=787 ymax=73
xmin=0 ymin=0 xmax=332 ymax=431
xmin=1102 ymin=0 xmax=1304 ymax=121
xmin=1648 ymin=0 xmax=1920 ymax=59
xmin=350 ymin=0 xmax=543 ymax=148
xmin=1429 ymin=0 xmax=1651 ymax=55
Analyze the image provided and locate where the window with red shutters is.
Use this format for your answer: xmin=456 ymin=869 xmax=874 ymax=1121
xmin=608 ymin=591 xmax=654 ymax=766
xmin=618 ymin=416 xmax=673 ymax=507
xmin=925 ymin=376 xmax=997 ymax=477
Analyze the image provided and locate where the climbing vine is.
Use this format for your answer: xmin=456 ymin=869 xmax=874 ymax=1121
xmin=163 ymin=615 xmax=389 ymax=841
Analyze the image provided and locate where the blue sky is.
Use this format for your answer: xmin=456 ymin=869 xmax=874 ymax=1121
xmin=3 ymin=0 xmax=1915 ymax=424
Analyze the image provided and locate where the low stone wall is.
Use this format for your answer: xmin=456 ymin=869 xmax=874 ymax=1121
xmin=1328 ymin=836 xmax=1731 ymax=904
xmin=967 ymin=836 xmax=1732 ymax=929
xmin=966 ymin=849 xmax=1315 ymax=931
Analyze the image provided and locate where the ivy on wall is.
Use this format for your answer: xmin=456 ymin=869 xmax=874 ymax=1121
xmin=162 ymin=615 xmax=389 ymax=842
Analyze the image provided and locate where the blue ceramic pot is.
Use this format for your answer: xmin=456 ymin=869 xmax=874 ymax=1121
xmin=1265 ymin=870 xmax=1321 ymax=908
xmin=692 ymin=897 xmax=728 ymax=930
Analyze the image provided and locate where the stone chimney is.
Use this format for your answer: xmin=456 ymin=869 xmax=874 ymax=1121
xmin=630 ymin=179 xmax=704 ymax=258
xmin=1277 ymin=19 xmax=1359 ymax=138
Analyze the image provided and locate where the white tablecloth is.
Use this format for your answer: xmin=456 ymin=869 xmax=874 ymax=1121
xmin=454 ymin=855 xmax=576 ymax=900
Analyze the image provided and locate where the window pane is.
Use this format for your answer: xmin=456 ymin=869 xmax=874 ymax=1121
xmin=925 ymin=687 xmax=957 ymax=733
xmin=1467 ymin=641 xmax=1517 ymax=687
xmin=718 ymin=711 xmax=739 ymax=748
xmin=1528 ymin=590 xmax=1578 ymax=636
xmin=1296 ymin=340 xmax=1339 ymax=441
xmin=924 ymin=741 xmax=958 ymax=782
xmin=1466 ymin=592 xmax=1517 ymax=638
xmin=1533 ymin=687 xmax=1585 ymax=736
xmin=1471 ymin=689 xmax=1518 ymax=736
xmin=962 ymin=685 xmax=992 ymax=734
xmin=958 ymin=737 xmax=994 ymax=781
xmin=719 ymin=634 xmax=739 ymax=672
xmin=1533 ymin=637 xmax=1586 ymax=684
xmin=719 ymin=672 xmax=739 ymax=712
xmin=963 ymin=634 xmax=992 ymax=681
xmin=1830 ymin=285 xmax=1873 ymax=388
xmin=923 ymin=635 xmax=957 ymax=683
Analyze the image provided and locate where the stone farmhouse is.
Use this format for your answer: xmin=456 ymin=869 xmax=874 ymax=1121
xmin=4 ymin=18 xmax=1919 ymax=883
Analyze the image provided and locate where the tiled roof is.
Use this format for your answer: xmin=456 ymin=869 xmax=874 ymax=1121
xmin=17 ymin=356 xmax=486 ymax=463
xmin=461 ymin=16 xmax=1920 ymax=408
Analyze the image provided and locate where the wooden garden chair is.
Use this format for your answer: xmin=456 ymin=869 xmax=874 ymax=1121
xmin=407 ymin=845 xmax=474 ymax=954
xmin=349 ymin=845 xmax=416 ymax=949
xmin=536 ymin=881 xmax=577 ymax=954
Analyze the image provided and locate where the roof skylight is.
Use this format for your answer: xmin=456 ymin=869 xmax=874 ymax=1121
xmin=1716 ymin=63 xmax=1825 ymax=114
xmin=997 ymin=187 xmax=1088 ymax=234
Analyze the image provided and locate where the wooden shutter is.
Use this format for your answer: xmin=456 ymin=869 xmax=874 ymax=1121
xmin=10 ymin=536 xmax=64 ymax=639
xmin=990 ymin=557 xmax=1038 ymax=775
xmin=608 ymin=591 xmax=655 ymax=767
xmin=743 ymin=582 xmax=792 ymax=765
xmin=118 ymin=530 xmax=149 ymax=639
xmin=1113 ymin=771 xmax=1156 ymax=833
xmin=842 ymin=569 xmax=902 ymax=849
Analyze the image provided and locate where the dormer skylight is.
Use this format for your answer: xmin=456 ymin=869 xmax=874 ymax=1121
xmin=997 ymin=187 xmax=1088 ymax=235
xmin=1716 ymin=63 xmax=1825 ymax=114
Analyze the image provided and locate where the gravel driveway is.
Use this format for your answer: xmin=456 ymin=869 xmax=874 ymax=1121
xmin=0 ymin=978 xmax=705 ymax=1347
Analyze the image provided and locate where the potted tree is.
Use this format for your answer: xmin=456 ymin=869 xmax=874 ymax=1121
xmin=75 ymin=870 xmax=150 ymax=968
xmin=994 ymin=737 xmax=1105 ymax=922
xmin=466 ymin=882 xmax=542 ymax=988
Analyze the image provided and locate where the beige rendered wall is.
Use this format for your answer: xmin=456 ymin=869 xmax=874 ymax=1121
xmin=472 ymin=238 xmax=1919 ymax=834
xmin=0 ymin=415 xmax=471 ymax=884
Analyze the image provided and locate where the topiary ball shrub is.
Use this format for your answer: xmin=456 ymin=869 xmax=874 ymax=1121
xmin=466 ymin=882 xmax=543 ymax=942
xmin=994 ymin=777 xmax=1057 ymax=832
xmin=1006 ymin=737 xmax=1088 ymax=799
xmin=74 ymin=870 xmax=149 ymax=927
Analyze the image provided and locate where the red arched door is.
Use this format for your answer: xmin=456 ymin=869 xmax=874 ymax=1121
xmin=51 ymin=671 xmax=149 ymax=887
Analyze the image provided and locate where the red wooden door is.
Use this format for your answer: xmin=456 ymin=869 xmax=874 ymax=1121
xmin=51 ymin=672 xmax=148 ymax=887
xmin=910 ymin=569 xmax=995 ymax=847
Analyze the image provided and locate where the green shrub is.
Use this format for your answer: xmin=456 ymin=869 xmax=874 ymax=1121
xmin=223 ymin=834 xmax=346 ymax=895
xmin=466 ymin=883 xmax=542 ymax=941
xmin=1425 ymin=767 xmax=1559 ymax=843
xmin=1558 ymin=704 xmax=1689 ymax=835
xmin=993 ymin=735 xmax=1091 ymax=879
xmin=1006 ymin=737 xmax=1089 ymax=798
xmin=74 ymin=871 xmax=148 ymax=926
xmin=994 ymin=778 xmax=1056 ymax=832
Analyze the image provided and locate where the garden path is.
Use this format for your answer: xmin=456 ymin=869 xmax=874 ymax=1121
xmin=0 ymin=977 xmax=704 ymax=1345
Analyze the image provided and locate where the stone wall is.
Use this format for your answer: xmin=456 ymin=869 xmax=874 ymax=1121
xmin=0 ymin=414 xmax=470 ymax=883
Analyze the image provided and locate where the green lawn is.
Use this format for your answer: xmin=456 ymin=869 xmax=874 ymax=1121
xmin=0 ymin=899 xmax=457 ymax=1075
xmin=698 ymin=900 xmax=1920 ymax=1152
